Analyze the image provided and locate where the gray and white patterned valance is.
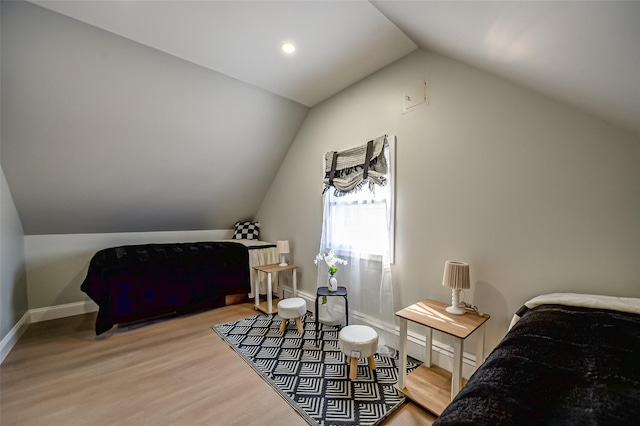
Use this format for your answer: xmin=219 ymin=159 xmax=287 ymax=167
xmin=323 ymin=135 xmax=388 ymax=195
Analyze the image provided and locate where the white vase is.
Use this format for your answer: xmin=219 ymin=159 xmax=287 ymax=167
xmin=328 ymin=275 xmax=338 ymax=292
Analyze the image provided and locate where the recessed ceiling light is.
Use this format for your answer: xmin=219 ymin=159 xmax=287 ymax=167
xmin=281 ymin=42 xmax=296 ymax=54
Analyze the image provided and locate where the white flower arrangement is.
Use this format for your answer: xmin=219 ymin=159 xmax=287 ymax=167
xmin=314 ymin=249 xmax=348 ymax=275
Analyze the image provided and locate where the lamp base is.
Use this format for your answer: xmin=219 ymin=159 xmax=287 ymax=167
xmin=446 ymin=288 xmax=466 ymax=315
xmin=278 ymin=253 xmax=288 ymax=267
xmin=445 ymin=305 xmax=466 ymax=315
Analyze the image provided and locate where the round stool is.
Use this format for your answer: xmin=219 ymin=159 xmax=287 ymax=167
xmin=338 ymin=325 xmax=378 ymax=380
xmin=277 ymin=297 xmax=306 ymax=335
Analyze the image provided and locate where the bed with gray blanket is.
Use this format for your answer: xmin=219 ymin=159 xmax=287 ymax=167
xmin=434 ymin=293 xmax=640 ymax=425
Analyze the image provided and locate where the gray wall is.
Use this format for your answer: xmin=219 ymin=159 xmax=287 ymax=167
xmin=256 ymin=49 xmax=640 ymax=352
xmin=0 ymin=168 xmax=28 ymax=341
xmin=0 ymin=3 xmax=28 ymax=343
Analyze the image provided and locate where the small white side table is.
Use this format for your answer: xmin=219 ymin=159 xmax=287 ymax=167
xmin=252 ymin=263 xmax=298 ymax=314
xmin=395 ymin=298 xmax=490 ymax=416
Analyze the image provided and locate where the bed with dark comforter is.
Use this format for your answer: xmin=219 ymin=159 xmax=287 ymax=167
xmin=434 ymin=294 xmax=640 ymax=425
xmin=81 ymin=241 xmax=253 ymax=335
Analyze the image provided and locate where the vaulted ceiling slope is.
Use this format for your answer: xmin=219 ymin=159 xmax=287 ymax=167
xmin=372 ymin=1 xmax=640 ymax=136
xmin=2 ymin=1 xmax=639 ymax=235
xmin=1 ymin=1 xmax=309 ymax=234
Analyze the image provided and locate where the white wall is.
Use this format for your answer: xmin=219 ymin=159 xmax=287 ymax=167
xmin=256 ymin=49 xmax=640 ymax=356
xmin=24 ymin=229 xmax=233 ymax=311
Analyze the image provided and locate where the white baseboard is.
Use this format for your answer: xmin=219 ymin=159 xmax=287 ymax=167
xmin=29 ymin=300 xmax=99 ymax=323
xmin=0 ymin=311 xmax=31 ymax=364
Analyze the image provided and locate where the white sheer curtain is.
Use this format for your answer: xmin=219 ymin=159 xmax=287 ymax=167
xmin=316 ymin=140 xmax=397 ymax=350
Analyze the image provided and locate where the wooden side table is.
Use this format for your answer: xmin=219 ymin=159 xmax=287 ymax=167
xmin=252 ymin=263 xmax=297 ymax=314
xmin=395 ymin=299 xmax=490 ymax=416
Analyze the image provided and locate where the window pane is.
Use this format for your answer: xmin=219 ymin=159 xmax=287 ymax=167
xmin=329 ymin=192 xmax=389 ymax=256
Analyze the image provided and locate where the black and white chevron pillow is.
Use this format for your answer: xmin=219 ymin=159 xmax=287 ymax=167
xmin=233 ymin=221 xmax=260 ymax=240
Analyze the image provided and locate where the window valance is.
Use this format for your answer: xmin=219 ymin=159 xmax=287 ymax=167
xmin=323 ymin=135 xmax=388 ymax=195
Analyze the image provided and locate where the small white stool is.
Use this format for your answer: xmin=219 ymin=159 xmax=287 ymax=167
xmin=338 ymin=325 xmax=378 ymax=380
xmin=277 ymin=297 xmax=306 ymax=335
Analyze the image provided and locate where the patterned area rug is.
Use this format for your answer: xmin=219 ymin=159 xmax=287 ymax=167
xmin=213 ymin=313 xmax=420 ymax=426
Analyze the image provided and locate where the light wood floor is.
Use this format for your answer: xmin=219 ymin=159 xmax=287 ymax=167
xmin=1 ymin=303 xmax=435 ymax=425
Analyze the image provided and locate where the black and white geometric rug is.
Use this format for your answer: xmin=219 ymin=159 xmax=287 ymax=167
xmin=213 ymin=313 xmax=420 ymax=426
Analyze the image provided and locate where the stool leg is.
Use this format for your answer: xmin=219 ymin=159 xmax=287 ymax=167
xmin=346 ymin=356 xmax=351 ymax=364
xmin=367 ymin=355 xmax=376 ymax=371
xmin=295 ymin=317 xmax=304 ymax=334
xmin=279 ymin=319 xmax=287 ymax=333
xmin=349 ymin=357 xmax=358 ymax=380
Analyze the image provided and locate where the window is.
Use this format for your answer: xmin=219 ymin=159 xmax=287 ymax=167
xmin=324 ymin=137 xmax=395 ymax=262
xmin=317 ymin=136 xmax=397 ymax=343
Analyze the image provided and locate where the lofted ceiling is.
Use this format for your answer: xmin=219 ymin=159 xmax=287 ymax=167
xmin=31 ymin=0 xmax=640 ymax=134
xmin=1 ymin=1 xmax=638 ymax=235
xmin=28 ymin=0 xmax=419 ymax=108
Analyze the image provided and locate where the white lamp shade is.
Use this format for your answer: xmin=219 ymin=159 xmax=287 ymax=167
xmin=442 ymin=261 xmax=470 ymax=290
xmin=277 ymin=240 xmax=290 ymax=267
xmin=442 ymin=261 xmax=470 ymax=315
xmin=276 ymin=240 xmax=290 ymax=254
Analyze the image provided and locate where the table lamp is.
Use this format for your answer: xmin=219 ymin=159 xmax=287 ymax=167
xmin=442 ymin=261 xmax=470 ymax=315
xmin=277 ymin=240 xmax=290 ymax=266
